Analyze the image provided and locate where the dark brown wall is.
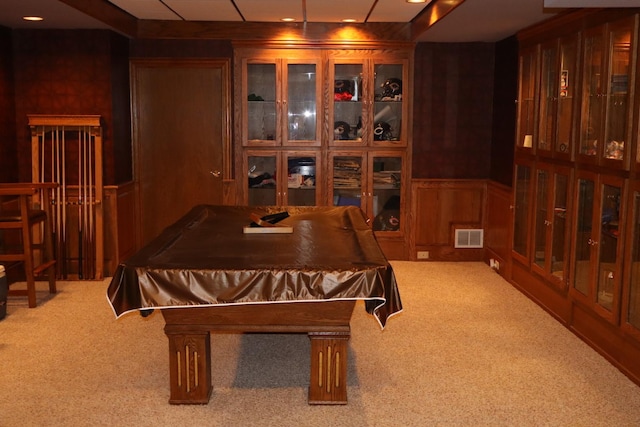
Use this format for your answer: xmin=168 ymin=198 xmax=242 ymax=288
xmin=412 ymin=42 xmax=496 ymax=179
xmin=12 ymin=29 xmax=130 ymax=185
xmin=490 ymin=36 xmax=518 ymax=187
xmin=0 ymin=27 xmax=17 ymax=182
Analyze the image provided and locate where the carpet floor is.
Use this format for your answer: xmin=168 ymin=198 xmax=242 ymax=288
xmin=1 ymin=261 xmax=640 ymax=426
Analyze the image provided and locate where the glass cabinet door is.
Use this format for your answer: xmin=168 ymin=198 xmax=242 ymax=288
xmin=283 ymin=61 xmax=321 ymax=146
xmin=580 ymin=18 xmax=634 ymax=166
xmin=624 ymin=186 xmax=640 ymax=337
xmin=572 ymin=176 xmax=595 ymax=296
xmin=596 ymin=182 xmax=622 ymax=313
xmin=550 ymin=171 xmax=570 ymax=285
xmin=532 ymin=165 xmax=571 ymax=287
xmin=331 ymin=153 xmax=364 ymax=209
xmin=555 ymin=36 xmax=578 ymax=158
xmin=538 ymin=43 xmax=557 ymax=154
xmin=370 ymin=154 xmax=403 ymax=232
xmin=373 ymin=62 xmax=405 ymax=145
xmin=246 ymin=62 xmax=277 ymax=143
xmin=533 ymin=168 xmax=550 ymax=268
xmin=512 ymin=163 xmax=532 ymax=261
xmin=244 ymin=57 xmax=321 ymax=146
xmin=331 ymin=61 xmax=364 ymax=145
xmin=247 ymin=152 xmax=278 ymax=206
xmin=571 ymin=173 xmax=624 ymax=321
xmin=516 ymin=47 xmax=537 ymax=150
xmin=286 ymin=153 xmax=319 ymax=206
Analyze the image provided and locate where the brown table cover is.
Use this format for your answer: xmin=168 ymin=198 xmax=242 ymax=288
xmin=107 ymin=205 xmax=403 ymax=327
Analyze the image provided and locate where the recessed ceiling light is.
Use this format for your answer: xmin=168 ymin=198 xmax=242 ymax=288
xmin=23 ymin=16 xmax=44 ymax=22
xmin=406 ymin=0 xmax=428 ymax=3
xmin=342 ymin=19 xmax=357 ymax=23
xmin=281 ymin=18 xmax=295 ymax=22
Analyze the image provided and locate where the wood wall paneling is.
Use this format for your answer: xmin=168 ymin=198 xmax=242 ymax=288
xmin=411 ymin=180 xmax=486 ymax=261
xmin=0 ymin=27 xmax=17 ymax=182
xmin=485 ymin=180 xmax=513 ymax=277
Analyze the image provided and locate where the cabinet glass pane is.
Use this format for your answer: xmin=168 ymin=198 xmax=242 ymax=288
xmin=333 ymin=64 xmax=363 ymax=142
xmin=247 ymin=63 xmax=276 ymax=141
xmin=517 ymin=51 xmax=536 ymax=149
xmin=604 ymin=28 xmax=631 ymax=161
xmin=573 ymin=179 xmax=595 ymax=295
xmin=513 ymin=164 xmax=531 ymax=257
xmin=556 ymin=39 xmax=577 ymax=155
xmin=373 ymin=64 xmax=403 ymax=142
xmin=551 ymin=174 xmax=569 ymax=280
xmin=372 ymin=156 xmax=402 ymax=231
xmin=628 ymin=192 xmax=640 ymax=329
xmin=538 ymin=46 xmax=557 ymax=152
xmin=597 ymin=184 xmax=621 ymax=310
xmin=247 ymin=155 xmax=276 ymax=206
xmin=287 ymin=156 xmax=316 ymax=206
xmin=332 ymin=156 xmax=362 ymax=208
xmin=534 ymin=169 xmax=549 ymax=268
xmin=287 ymin=63 xmax=317 ymax=141
xmin=580 ymin=34 xmax=604 ymax=156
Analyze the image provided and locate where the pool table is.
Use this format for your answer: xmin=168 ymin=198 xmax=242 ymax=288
xmin=107 ymin=205 xmax=402 ymax=404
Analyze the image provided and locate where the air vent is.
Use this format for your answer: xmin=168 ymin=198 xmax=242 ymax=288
xmin=454 ymin=229 xmax=484 ymax=248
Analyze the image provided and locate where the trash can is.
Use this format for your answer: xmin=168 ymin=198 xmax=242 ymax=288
xmin=0 ymin=265 xmax=6 ymax=320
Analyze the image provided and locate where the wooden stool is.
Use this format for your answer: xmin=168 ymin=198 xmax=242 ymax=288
xmin=0 ymin=183 xmax=58 ymax=308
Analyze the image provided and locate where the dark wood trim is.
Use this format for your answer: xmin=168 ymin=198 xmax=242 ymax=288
xmin=137 ymin=20 xmax=412 ymax=43
xmin=58 ymin=0 xmax=137 ymax=38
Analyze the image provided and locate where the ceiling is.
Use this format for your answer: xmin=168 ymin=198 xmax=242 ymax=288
xmin=0 ymin=0 xmax=634 ymax=43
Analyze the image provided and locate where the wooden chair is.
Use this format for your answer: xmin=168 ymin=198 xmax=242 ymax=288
xmin=0 ymin=183 xmax=58 ymax=308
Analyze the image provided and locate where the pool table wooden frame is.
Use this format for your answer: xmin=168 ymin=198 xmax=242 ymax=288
xmin=161 ymin=299 xmax=356 ymax=405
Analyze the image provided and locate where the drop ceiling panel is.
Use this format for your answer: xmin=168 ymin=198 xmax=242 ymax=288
xmin=164 ymin=0 xmax=243 ymax=21
xmin=305 ymin=0 xmax=370 ymax=23
xmin=234 ymin=0 xmax=304 ymax=22
xmin=367 ymin=0 xmax=432 ymax=22
xmin=109 ymin=0 xmax=179 ymax=20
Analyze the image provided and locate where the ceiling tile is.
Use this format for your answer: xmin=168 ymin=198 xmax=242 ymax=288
xmin=367 ymin=0 xmax=431 ymax=23
xmin=164 ymin=0 xmax=243 ymax=21
xmin=306 ymin=0 xmax=371 ymax=23
xmin=109 ymin=0 xmax=179 ymax=20
xmin=234 ymin=0 xmax=304 ymax=22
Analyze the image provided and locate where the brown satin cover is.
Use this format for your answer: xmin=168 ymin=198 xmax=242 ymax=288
xmin=107 ymin=205 xmax=402 ymax=327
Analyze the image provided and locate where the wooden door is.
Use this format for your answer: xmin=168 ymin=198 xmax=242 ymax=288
xmin=131 ymin=59 xmax=230 ymax=246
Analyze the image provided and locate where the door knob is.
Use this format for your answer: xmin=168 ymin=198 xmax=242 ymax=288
xmin=209 ymin=170 xmax=221 ymax=178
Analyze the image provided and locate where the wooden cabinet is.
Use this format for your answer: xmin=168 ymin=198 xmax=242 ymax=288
xmin=578 ymin=16 xmax=636 ymax=169
xmin=244 ymin=150 xmax=321 ymax=207
xmin=328 ymin=57 xmax=409 ymax=148
xmin=234 ymin=46 xmax=412 ymax=256
xmin=240 ymin=50 xmax=323 ymax=147
xmin=512 ymin=9 xmax=640 ymax=386
xmin=570 ymin=171 xmax=625 ymax=323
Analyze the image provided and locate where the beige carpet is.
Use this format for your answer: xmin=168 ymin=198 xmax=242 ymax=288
xmin=1 ymin=261 xmax=640 ymax=426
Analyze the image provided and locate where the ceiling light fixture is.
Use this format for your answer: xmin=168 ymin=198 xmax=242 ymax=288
xmin=281 ymin=18 xmax=296 ymax=22
xmin=23 ymin=16 xmax=44 ymax=22
xmin=406 ymin=0 xmax=428 ymax=3
xmin=342 ymin=19 xmax=357 ymax=23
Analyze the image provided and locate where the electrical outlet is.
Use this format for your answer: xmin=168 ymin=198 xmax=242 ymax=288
xmin=417 ymin=251 xmax=429 ymax=260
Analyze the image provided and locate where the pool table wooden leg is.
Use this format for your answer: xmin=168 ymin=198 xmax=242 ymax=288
xmin=165 ymin=330 xmax=213 ymax=404
xmin=308 ymin=331 xmax=350 ymax=404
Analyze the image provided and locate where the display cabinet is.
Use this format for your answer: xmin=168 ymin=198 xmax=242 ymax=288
xmin=578 ymin=16 xmax=635 ymax=169
xmin=328 ymin=57 xmax=409 ymax=148
xmin=537 ymin=36 xmax=578 ymax=160
xmin=570 ymin=172 xmax=625 ymax=323
xmin=531 ymin=164 xmax=572 ymax=289
xmin=244 ymin=150 xmax=321 ymax=207
xmin=234 ymin=46 xmax=412 ymax=259
xmin=512 ymin=7 xmax=640 ymax=389
xmin=329 ymin=151 xmax=405 ymax=232
xmin=240 ymin=51 xmax=322 ymax=147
